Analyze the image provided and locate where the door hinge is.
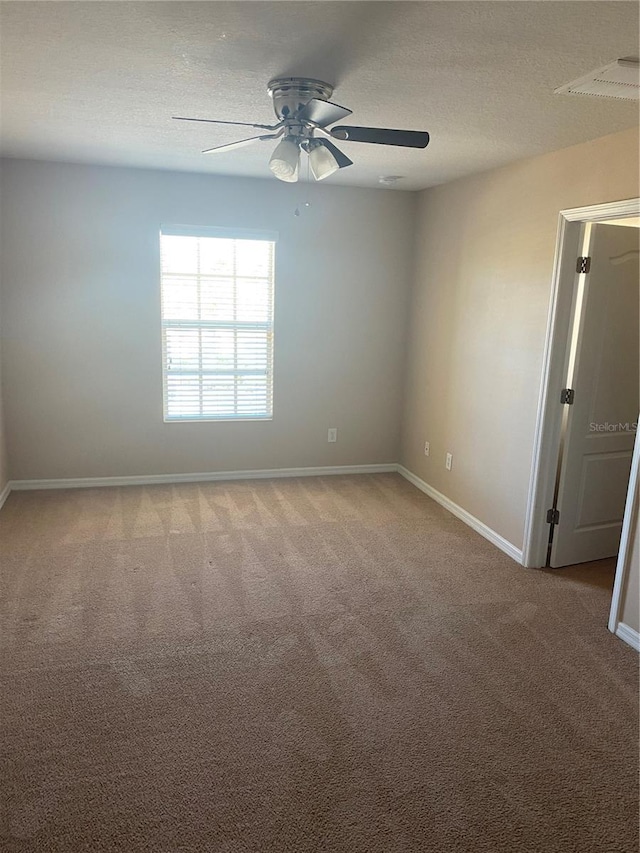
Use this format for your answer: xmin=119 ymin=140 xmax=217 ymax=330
xmin=546 ymin=508 xmax=560 ymax=525
xmin=576 ymin=256 xmax=591 ymax=274
xmin=560 ymin=388 xmax=575 ymax=405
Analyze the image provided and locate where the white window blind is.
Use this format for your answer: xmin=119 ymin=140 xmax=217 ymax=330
xmin=160 ymin=228 xmax=276 ymax=421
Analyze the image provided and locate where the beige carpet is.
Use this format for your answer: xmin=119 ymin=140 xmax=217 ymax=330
xmin=0 ymin=473 xmax=637 ymax=852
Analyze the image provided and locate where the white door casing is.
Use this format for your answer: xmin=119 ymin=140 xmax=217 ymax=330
xmin=550 ymin=223 xmax=639 ymax=568
xmin=524 ymin=198 xmax=640 ymax=570
xmin=608 ymin=427 xmax=640 ymax=649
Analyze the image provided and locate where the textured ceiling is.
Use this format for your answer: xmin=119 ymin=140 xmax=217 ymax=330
xmin=0 ymin=1 xmax=638 ymax=190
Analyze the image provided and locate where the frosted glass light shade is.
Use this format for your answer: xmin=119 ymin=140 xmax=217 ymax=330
xmin=269 ymin=138 xmax=300 ymax=182
xmin=308 ymin=142 xmax=340 ymax=180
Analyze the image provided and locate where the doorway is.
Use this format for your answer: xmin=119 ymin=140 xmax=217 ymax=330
xmin=549 ymin=220 xmax=638 ymax=567
xmin=523 ymin=198 xmax=640 ymax=570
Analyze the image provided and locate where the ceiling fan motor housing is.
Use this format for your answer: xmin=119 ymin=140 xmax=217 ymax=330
xmin=267 ymin=77 xmax=334 ymax=121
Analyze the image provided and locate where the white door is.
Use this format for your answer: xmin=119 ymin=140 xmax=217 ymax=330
xmin=551 ymin=223 xmax=639 ymax=568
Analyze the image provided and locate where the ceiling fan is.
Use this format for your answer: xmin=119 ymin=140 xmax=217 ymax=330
xmin=173 ymin=77 xmax=430 ymax=183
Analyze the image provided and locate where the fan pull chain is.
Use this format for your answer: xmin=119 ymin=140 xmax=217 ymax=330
xmin=294 ymin=149 xmax=312 ymax=217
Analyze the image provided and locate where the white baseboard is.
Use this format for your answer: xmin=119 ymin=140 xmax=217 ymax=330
xmin=614 ymin=622 xmax=640 ymax=652
xmin=0 ymin=480 xmax=11 ymax=511
xmin=8 ymin=463 xmax=397 ymax=492
xmin=397 ymin=465 xmax=523 ymax=564
xmin=3 ymin=464 xmax=529 ymax=570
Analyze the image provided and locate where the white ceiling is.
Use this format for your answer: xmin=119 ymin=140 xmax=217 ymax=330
xmin=0 ymin=1 xmax=638 ymax=190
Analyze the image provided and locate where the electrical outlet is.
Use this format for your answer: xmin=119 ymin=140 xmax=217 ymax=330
xmin=445 ymin=452 xmax=453 ymax=471
xmin=328 ymin=428 xmax=337 ymax=443
xmin=424 ymin=441 xmax=430 ymax=457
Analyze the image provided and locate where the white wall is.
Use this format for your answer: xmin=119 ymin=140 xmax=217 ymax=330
xmin=0 ymin=159 xmax=416 ymax=479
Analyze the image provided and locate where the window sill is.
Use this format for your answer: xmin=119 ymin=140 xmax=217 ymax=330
xmin=163 ymin=417 xmax=273 ymax=424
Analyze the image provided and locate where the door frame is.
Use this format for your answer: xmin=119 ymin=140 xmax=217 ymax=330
xmin=608 ymin=427 xmax=639 ymax=649
xmin=523 ymin=197 xmax=640 ymax=569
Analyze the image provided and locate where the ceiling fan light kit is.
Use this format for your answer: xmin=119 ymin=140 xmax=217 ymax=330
xmin=174 ymin=77 xmax=430 ymax=184
xmin=269 ymin=137 xmax=300 ymax=182
xmin=307 ymin=141 xmax=341 ymax=181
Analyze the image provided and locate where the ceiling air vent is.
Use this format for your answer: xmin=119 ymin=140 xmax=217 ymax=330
xmin=555 ymin=58 xmax=639 ymax=101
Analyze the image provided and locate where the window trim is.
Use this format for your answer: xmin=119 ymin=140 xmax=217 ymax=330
xmin=161 ymin=224 xmax=279 ymax=242
xmin=159 ymin=225 xmax=278 ymax=424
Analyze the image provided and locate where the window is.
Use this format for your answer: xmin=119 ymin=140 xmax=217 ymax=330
xmin=160 ymin=227 xmax=276 ymax=421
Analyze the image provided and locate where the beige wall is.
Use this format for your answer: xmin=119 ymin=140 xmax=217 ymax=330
xmin=620 ymin=446 xmax=639 ymax=636
xmin=620 ymin=507 xmax=639 ymax=635
xmin=0 ymin=300 xmax=8 ymax=494
xmin=0 ymin=206 xmax=8 ymax=491
xmin=0 ymin=159 xmax=415 ymax=479
xmin=401 ymin=127 xmax=640 ymax=550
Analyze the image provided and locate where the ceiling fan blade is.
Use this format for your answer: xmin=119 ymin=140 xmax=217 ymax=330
xmin=202 ymin=133 xmax=281 ymax=154
xmin=296 ymin=98 xmax=352 ymax=127
xmin=330 ymin=126 xmax=430 ymax=148
xmin=173 ymin=116 xmax=280 ymax=131
xmin=316 ymin=138 xmax=353 ymax=169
